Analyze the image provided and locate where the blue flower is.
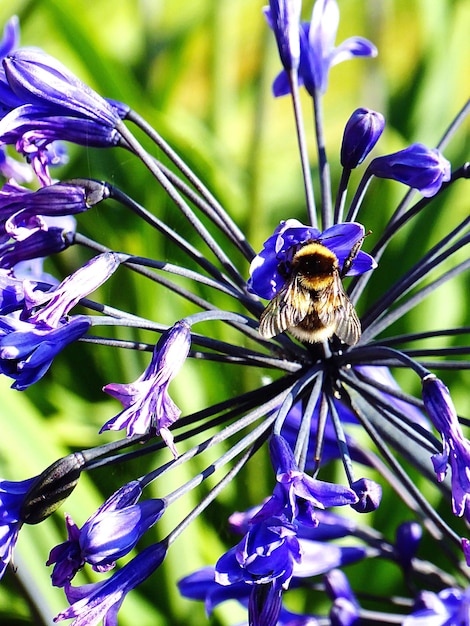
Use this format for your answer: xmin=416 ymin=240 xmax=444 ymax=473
xmin=324 ymin=569 xmax=360 ymax=626
xmin=248 ymin=220 xmax=376 ymax=300
xmin=256 ymin=434 xmax=358 ymax=525
xmin=0 ymin=179 xmax=108 ymax=241
xmin=422 ymin=374 xmax=470 ymax=522
xmin=100 ymin=320 xmax=192 ymax=454
xmin=368 ymin=143 xmax=451 ymax=197
xmin=0 ymin=476 xmax=36 ymax=579
xmin=0 ymin=225 xmax=74 ymax=268
xmin=0 ymin=314 xmax=91 ymax=389
xmin=403 ymin=587 xmax=470 ymax=626
xmin=272 ymin=0 xmax=377 ymax=96
xmin=53 ymin=541 xmax=167 ymax=626
xmin=264 ymin=0 xmax=302 ymax=72
xmin=47 ymin=481 xmax=166 ymax=586
xmin=3 ymin=48 xmax=126 ymax=127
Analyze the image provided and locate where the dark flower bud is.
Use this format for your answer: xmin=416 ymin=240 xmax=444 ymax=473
xmin=350 ymin=477 xmax=382 ymax=513
xmin=395 ymin=521 xmax=422 ymax=569
xmin=340 ymin=108 xmax=385 ymax=169
xmin=20 ymin=452 xmax=85 ymax=524
xmin=368 ymin=143 xmax=451 ymax=197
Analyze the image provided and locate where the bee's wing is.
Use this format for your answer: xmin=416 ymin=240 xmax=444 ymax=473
xmin=258 ymin=276 xmax=310 ymax=339
xmin=317 ymin=273 xmax=361 ymax=346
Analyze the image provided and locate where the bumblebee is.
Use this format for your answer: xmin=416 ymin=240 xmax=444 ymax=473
xmin=258 ymin=240 xmax=361 ymax=346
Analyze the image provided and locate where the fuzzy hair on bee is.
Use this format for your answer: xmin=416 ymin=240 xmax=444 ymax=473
xmin=258 ymin=240 xmax=362 ymax=346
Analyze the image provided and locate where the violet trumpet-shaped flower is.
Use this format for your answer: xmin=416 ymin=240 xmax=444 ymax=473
xmin=248 ymin=219 xmax=376 ymax=300
xmin=264 ymin=0 xmax=302 ymax=71
xmin=340 ymin=108 xmax=385 ymax=169
xmin=100 ymin=320 xmax=192 ymax=454
xmin=54 ymin=541 xmax=168 ymax=626
xmin=272 ymin=0 xmax=377 ymax=96
xmin=47 ymin=480 xmax=166 ymax=586
xmin=0 ymin=476 xmax=36 ymax=579
xmin=256 ymin=434 xmax=358 ymax=526
xmin=402 ymin=587 xmax=470 ymax=626
xmin=368 ymin=143 xmax=451 ymax=197
xmin=422 ymin=374 xmax=470 ymax=522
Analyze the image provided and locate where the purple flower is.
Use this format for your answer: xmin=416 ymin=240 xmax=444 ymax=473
xmin=368 ymin=143 xmax=451 ymax=197
xmin=100 ymin=320 xmax=192 ymax=455
xmin=179 ymin=566 xmax=320 ymax=625
xmin=3 ymin=48 xmax=124 ymax=127
xmin=273 ymin=0 xmax=377 ymax=96
xmin=53 ymin=541 xmax=167 ymax=626
xmin=255 ymin=435 xmax=358 ymax=525
xmin=0 ymin=226 xmax=74 ymax=268
xmin=23 ymin=251 xmax=120 ymax=327
xmin=422 ymin=374 xmax=470 ymax=522
xmin=0 ymin=268 xmax=50 ymax=314
xmin=47 ymin=481 xmax=166 ymax=586
xmin=0 ymin=16 xmax=19 ymax=62
xmin=216 ymin=514 xmax=301 ymax=625
xmin=340 ymin=108 xmax=385 ymax=169
xmin=264 ymin=0 xmax=302 ymax=71
xmin=0 ymin=179 xmax=108 ymax=241
xmin=324 ymin=570 xmax=360 ymax=626
xmin=0 ymin=314 xmax=90 ymax=389
xmin=248 ymin=220 xmax=376 ymax=300
xmin=402 ymin=587 xmax=470 ymax=626
xmin=0 ymin=476 xmax=36 ymax=579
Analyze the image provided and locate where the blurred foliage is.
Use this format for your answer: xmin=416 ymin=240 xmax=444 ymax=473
xmin=0 ymin=0 xmax=468 ymax=624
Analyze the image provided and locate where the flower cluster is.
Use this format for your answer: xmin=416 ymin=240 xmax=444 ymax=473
xmin=0 ymin=2 xmax=468 ymax=626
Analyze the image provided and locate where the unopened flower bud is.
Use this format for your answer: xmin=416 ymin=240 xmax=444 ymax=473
xmin=340 ymin=108 xmax=385 ymax=169
xmin=350 ymin=477 xmax=382 ymax=513
xmin=20 ymin=452 xmax=85 ymax=524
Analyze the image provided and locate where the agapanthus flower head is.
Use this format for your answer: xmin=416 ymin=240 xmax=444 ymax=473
xmin=100 ymin=320 xmax=192 ymax=454
xmin=368 ymin=143 xmax=451 ymax=197
xmin=340 ymin=108 xmax=385 ymax=169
